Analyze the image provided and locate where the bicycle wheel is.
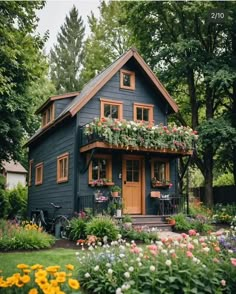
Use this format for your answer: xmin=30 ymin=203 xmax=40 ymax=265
xmin=54 ymin=215 xmax=70 ymax=239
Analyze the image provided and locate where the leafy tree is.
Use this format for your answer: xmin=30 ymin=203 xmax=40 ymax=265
xmin=80 ymin=0 xmax=134 ymax=86
xmin=122 ymin=1 xmax=236 ymax=205
xmin=49 ymin=5 xmax=85 ymax=93
xmin=0 ymin=1 xmax=47 ymax=165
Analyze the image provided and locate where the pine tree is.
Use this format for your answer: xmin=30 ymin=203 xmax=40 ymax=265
xmin=50 ymin=6 xmax=85 ymax=93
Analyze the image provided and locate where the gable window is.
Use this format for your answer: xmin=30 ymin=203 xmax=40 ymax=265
xmin=120 ymin=69 xmax=135 ymax=90
xmin=35 ymin=162 xmax=43 ymax=185
xmin=88 ymin=154 xmax=113 ymax=185
xmin=151 ymin=159 xmax=170 ymax=185
xmin=42 ymin=104 xmax=54 ymax=127
xmin=134 ymin=103 xmax=154 ymax=123
xmin=100 ymin=98 xmax=123 ymax=120
xmin=28 ymin=160 xmax=33 ymax=186
xmin=57 ymin=153 xmax=69 ymax=183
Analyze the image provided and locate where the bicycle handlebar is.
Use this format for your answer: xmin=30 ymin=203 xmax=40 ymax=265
xmin=50 ymin=202 xmax=62 ymax=209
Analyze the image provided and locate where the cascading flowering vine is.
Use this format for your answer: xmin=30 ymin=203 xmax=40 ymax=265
xmin=84 ymin=118 xmax=198 ymax=151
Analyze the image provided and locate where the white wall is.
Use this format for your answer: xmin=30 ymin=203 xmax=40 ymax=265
xmin=6 ymin=172 xmax=27 ymax=190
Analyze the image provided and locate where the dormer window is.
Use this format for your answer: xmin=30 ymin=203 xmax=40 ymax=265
xmin=42 ymin=104 xmax=54 ymax=127
xmin=120 ymin=69 xmax=135 ymax=90
xmin=100 ymin=98 xmax=123 ymax=120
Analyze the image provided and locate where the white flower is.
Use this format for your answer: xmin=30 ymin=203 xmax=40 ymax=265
xmin=108 ymin=269 xmax=113 ymax=275
xmin=161 ymin=249 xmax=168 ymax=255
xmin=150 ymin=265 xmax=155 ymax=272
xmin=117 ymin=234 xmax=122 ymax=239
xmin=125 ymin=243 xmax=130 ymax=247
xmin=138 ymin=262 xmax=142 ymax=267
xmin=128 ymin=266 xmax=134 ymax=272
xmin=124 ymin=272 xmax=130 ymax=279
xmin=165 ymin=260 xmax=172 ymax=267
xmin=169 ymin=249 xmax=175 ymax=254
xmin=119 ymin=253 xmax=125 ymax=258
xmin=139 ymin=253 xmax=143 ymax=258
xmin=122 ymin=283 xmax=130 ymax=290
xmin=97 ymin=242 xmax=102 ymax=246
xmin=106 ymin=263 xmax=111 ymax=268
xmin=228 ymin=249 xmax=233 ymax=254
xmin=88 ymin=246 xmax=94 ymax=251
xmin=203 ymin=247 xmax=210 ymax=253
xmin=193 ymin=239 xmax=199 ymax=245
xmin=84 ymin=272 xmax=90 ymax=278
xmin=116 ymin=288 xmax=123 ymax=294
xmin=136 ymin=257 xmax=141 ymax=262
xmin=94 ymin=265 xmax=99 ymax=271
xmin=173 ymin=241 xmax=179 ymax=246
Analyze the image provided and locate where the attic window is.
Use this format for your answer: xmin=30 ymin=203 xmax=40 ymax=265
xmin=42 ymin=104 xmax=54 ymax=127
xmin=134 ymin=103 xmax=154 ymax=123
xmin=120 ymin=69 xmax=135 ymax=90
xmin=35 ymin=162 xmax=43 ymax=185
xmin=100 ymin=98 xmax=123 ymax=120
xmin=57 ymin=153 xmax=69 ymax=183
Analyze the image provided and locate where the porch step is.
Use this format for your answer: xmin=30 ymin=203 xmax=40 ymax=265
xmin=130 ymin=215 xmax=173 ymax=231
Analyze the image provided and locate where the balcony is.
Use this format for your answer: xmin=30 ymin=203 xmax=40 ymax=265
xmin=79 ymin=118 xmax=197 ymax=156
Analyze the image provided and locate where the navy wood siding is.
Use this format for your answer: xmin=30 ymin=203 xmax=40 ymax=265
xmin=28 ymin=117 xmax=76 ymax=217
xmin=55 ymin=98 xmax=73 ymax=118
xmin=76 ymin=58 xmax=176 ymax=214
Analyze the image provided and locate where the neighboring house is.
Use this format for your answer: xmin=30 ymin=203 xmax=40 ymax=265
xmin=1 ymin=160 xmax=27 ymax=190
xmin=26 ymin=48 xmax=193 ymax=218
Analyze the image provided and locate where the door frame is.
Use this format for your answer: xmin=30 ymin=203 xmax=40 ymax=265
xmin=122 ymin=154 xmax=146 ymax=215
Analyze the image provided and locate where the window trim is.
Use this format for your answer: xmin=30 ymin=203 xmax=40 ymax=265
xmin=57 ymin=152 xmax=69 ymax=183
xmin=88 ymin=154 xmax=114 ymax=185
xmin=151 ymin=158 xmax=170 ymax=184
xmin=133 ymin=103 xmax=154 ymax=123
xmin=35 ymin=162 xmax=43 ymax=185
xmin=28 ymin=160 xmax=33 ymax=187
xmin=42 ymin=104 xmax=55 ymax=128
xmin=100 ymin=98 xmax=123 ymax=120
xmin=120 ymin=69 xmax=135 ymax=90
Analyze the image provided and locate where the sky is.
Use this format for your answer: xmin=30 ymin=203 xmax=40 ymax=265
xmin=36 ymin=0 xmax=101 ymax=53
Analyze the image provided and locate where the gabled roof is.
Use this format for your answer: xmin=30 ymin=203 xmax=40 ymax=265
xmin=2 ymin=160 xmax=27 ymax=174
xmin=35 ymin=91 xmax=80 ymax=115
xmin=59 ymin=48 xmax=178 ymax=118
xmin=26 ymin=48 xmax=178 ymax=146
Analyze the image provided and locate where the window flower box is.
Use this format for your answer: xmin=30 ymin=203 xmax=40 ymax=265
xmin=151 ymin=177 xmax=173 ymax=189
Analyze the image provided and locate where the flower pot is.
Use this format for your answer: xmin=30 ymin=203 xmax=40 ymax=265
xmin=116 ymin=209 xmax=122 ymax=217
xmin=112 ymin=191 xmax=119 ymax=197
xmin=168 ymin=219 xmax=176 ymax=226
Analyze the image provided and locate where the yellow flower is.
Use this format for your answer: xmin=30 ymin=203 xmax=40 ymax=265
xmin=35 ymin=269 xmax=47 ymax=279
xmin=46 ymin=266 xmax=60 ymax=274
xmin=28 ymin=288 xmax=38 ymax=294
xmin=0 ymin=280 xmax=7 ymax=287
xmin=24 ymin=269 xmax=31 ymax=274
xmin=56 ymin=276 xmax=66 ymax=283
xmin=66 ymin=264 xmax=74 ymax=271
xmin=68 ymin=278 xmax=80 ymax=290
xmin=20 ymin=275 xmax=31 ymax=284
xmin=50 ymin=279 xmax=58 ymax=287
xmin=16 ymin=279 xmax=24 ymax=288
xmin=35 ymin=277 xmax=48 ymax=288
xmin=31 ymin=264 xmax=43 ymax=270
xmin=17 ymin=264 xmax=29 ymax=269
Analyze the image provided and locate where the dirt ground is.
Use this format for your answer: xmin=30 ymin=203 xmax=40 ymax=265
xmin=52 ymin=239 xmax=79 ymax=250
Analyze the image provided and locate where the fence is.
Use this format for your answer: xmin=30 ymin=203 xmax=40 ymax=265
xmin=191 ymin=186 xmax=236 ymax=204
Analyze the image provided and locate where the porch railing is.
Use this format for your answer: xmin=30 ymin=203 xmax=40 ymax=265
xmin=157 ymin=194 xmax=186 ymax=216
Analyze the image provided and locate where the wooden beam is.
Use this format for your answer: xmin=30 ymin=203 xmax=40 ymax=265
xmin=80 ymin=141 xmax=193 ymax=156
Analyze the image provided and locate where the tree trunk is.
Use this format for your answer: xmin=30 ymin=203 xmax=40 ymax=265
xmin=187 ymin=68 xmax=198 ymax=129
xmin=203 ymin=146 xmax=214 ymax=206
xmin=232 ymin=22 xmax=236 ymax=184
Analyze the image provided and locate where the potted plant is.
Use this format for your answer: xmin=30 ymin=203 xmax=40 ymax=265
xmin=115 ymin=200 xmax=123 ymax=217
xmin=110 ymin=185 xmax=121 ymax=197
xmin=122 ymin=214 xmax=132 ymax=228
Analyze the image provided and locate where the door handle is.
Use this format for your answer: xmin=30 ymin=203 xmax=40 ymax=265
xmin=124 ymin=181 xmax=126 ymax=184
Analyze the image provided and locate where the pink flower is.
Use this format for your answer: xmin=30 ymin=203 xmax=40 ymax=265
xmin=221 ymin=280 xmax=226 ymax=286
xmin=150 ymin=250 xmax=157 ymax=256
xmin=186 ymin=251 xmax=193 ymax=258
xmin=188 ymin=229 xmax=197 ymax=236
xmin=230 ymin=258 xmax=236 ymax=267
xmin=147 ymin=245 xmax=158 ymax=251
xmin=181 ymin=233 xmax=188 ymax=239
xmin=187 ymin=243 xmax=194 ymax=250
xmin=130 ymin=247 xmax=140 ymax=254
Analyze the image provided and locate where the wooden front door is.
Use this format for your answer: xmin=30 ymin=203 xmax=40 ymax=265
xmin=122 ymin=155 xmax=143 ymax=214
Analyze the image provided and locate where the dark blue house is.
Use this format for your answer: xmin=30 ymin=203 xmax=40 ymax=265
xmin=26 ymin=48 xmax=193 ymax=218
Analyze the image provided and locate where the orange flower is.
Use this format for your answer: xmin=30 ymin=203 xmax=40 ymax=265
xmin=68 ymin=278 xmax=80 ymax=290
xmin=66 ymin=264 xmax=74 ymax=271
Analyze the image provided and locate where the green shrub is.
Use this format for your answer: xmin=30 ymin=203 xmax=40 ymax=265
xmin=86 ymin=216 xmax=119 ymax=241
xmin=7 ymin=184 xmax=27 ymax=219
xmin=0 ymin=189 xmax=10 ymax=218
xmin=172 ymin=213 xmax=191 ymax=231
xmin=120 ymin=227 xmax=159 ymax=243
xmin=68 ymin=217 xmax=87 ymax=241
xmin=0 ymin=219 xmax=55 ymax=251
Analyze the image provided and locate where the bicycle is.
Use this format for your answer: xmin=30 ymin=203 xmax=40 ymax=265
xmin=31 ymin=203 xmax=70 ymax=239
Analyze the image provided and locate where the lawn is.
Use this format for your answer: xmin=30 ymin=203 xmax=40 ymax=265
xmin=0 ymin=248 xmax=78 ymax=277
